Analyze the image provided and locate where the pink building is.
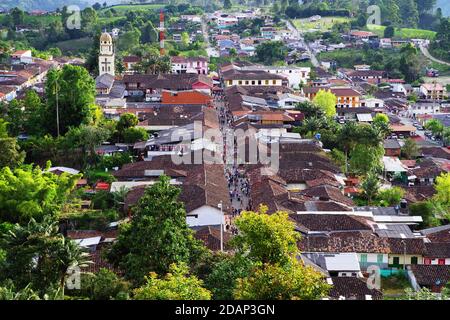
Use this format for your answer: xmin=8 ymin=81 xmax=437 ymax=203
xmin=171 ymin=56 xmax=209 ymax=75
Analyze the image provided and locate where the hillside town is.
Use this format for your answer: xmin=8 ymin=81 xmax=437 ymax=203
xmin=0 ymin=0 xmax=449 ymax=302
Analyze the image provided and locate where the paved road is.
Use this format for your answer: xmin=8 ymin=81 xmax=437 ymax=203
xmin=201 ymin=16 xmax=219 ymax=58
xmin=419 ymin=44 xmax=450 ymax=67
xmin=284 ymin=19 xmax=320 ymax=67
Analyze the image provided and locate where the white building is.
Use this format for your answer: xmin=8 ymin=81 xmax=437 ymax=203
xmin=361 ymin=97 xmax=384 ymax=109
xmin=241 ymin=65 xmax=310 ymax=89
xmin=98 ymin=32 xmax=115 ymax=77
xmin=407 ymin=102 xmax=440 ymax=117
xmin=277 ymin=93 xmax=309 ymax=109
xmin=11 ymin=50 xmax=33 ymax=64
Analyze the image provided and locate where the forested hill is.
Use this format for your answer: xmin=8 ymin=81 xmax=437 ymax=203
xmin=0 ymin=0 xmax=123 ymax=11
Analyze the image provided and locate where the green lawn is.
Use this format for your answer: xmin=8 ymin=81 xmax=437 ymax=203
xmin=367 ymin=24 xmax=436 ymax=40
xmin=292 ymin=17 xmax=350 ymax=32
xmin=55 ymin=37 xmax=93 ymax=55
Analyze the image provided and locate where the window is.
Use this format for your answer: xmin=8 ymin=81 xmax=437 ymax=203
xmin=360 ymin=254 xmax=368 ymax=263
xmin=438 ymin=259 xmax=445 ymax=265
xmin=238 ymin=81 xmax=242 ymax=85
xmin=411 ymin=257 xmax=418 ymax=264
xmin=393 ymin=257 xmax=400 ymax=266
xmin=377 ymin=254 xmax=383 ymax=264
xmin=251 ymin=81 xmax=255 ymax=85
xmin=265 ymin=80 xmax=269 ymax=85
xmin=272 ymin=80 xmax=276 ymax=85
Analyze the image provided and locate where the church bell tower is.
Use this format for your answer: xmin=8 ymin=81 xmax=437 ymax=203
xmin=98 ymin=32 xmax=115 ymax=76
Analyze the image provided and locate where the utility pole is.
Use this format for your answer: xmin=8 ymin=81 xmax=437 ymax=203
xmin=55 ymin=76 xmax=60 ymax=137
xmin=218 ymin=201 xmax=224 ymax=252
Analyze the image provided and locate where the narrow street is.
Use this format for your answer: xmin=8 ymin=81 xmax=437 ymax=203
xmin=284 ymin=19 xmax=320 ymax=67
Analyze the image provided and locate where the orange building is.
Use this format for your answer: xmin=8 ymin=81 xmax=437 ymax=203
xmin=161 ymin=90 xmax=212 ymax=105
xmin=303 ymin=87 xmax=362 ymax=108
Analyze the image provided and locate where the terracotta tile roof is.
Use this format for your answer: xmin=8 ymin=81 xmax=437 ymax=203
xmin=403 ymin=185 xmax=436 ymax=203
xmin=161 ymin=90 xmax=212 ymax=105
xmin=194 ymin=226 xmax=232 ymax=251
xmin=329 ymin=277 xmax=383 ymax=300
xmin=299 ymin=232 xmax=391 ymax=254
xmin=422 ymin=225 xmax=450 ymax=243
xmin=424 ymin=242 xmax=450 ymax=258
xmin=289 ymin=214 xmax=372 ymax=232
xmin=123 ymin=55 xmax=141 ymax=63
xmin=421 ymin=147 xmax=450 ymax=160
xmin=409 ymin=265 xmax=450 ymax=287
xmin=123 ymin=73 xmax=212 ymax=90
xmin=121 ymin=160 xmax=231 ymax=214
xmin=387 ymin=238 xmax=426 ymax=255
xmin=300 ymin=185 xmax=354 ymax=208
xmin=222 ymin=69 xmax=286 ymax=81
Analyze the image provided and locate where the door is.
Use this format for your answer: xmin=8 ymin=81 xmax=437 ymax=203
xmin=438 ymin=259 xmax=445 ymax=265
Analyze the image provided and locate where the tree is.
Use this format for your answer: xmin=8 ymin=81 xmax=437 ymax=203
xmin=0 ymin=216 xmax=90 ymax=297
xmin=384 ymin=25 xmax=395 ymax=38
xmin=123 ymin=127 xmax=149 ymax=143
xmin=134 ymin=262 xmax=211 ymax=300
xmin=10 ymin=7 xmax=25 ymax=26
xmin=425 ymin=119 xmax=444 ymax=138
xmin=402 ymin=287 xmax=448 ymax=300
xmin=401 ymin=138 xmax=419 ymax=159
xmin=22 ymin=90 xmax=45 ymax=136
xmin=44 ymin=65 xmax=96 ymax=136
xmin=64 ymin=125 xmax=110 ymax=168
xmin=361 ymin=172 xmax=380 ymax=205
xmin=224 ymin=0 xmax=232 ymax=10
xmin=205 ymin=254 xmax=254 ymax=300
xmin=78 ymin=268 xmax=129 ymax=300
xmin=399 ymin=44 xmax=422 ymax=82
xmin=118 ymin=28 xmax=141 ymax=52
xmin=434 ymin=172 xmax=450 ymax=207
xmin=409 ymin=201 xmax=441 ymax=228
xmin=255 ymin=41 xmax=288 ymax=65
xmin=181 ymin=32 xmax=190 ymax=48
xmin=234 ymin=259 xmax=330 ymax=300
xmin=349 ymin=144 xmax=384 ymax=176
xmin=108 ymin=175 xmax=206 ymax=284
xmin=443 ymin=127 xmax=450 ymax=147
xmin=295 ymin=101 xmax=324 ymax=118
xmin=0 ymin=162 xmax=80 ymax=224
xmin=231 ymin=207 xmax=301 ymax=265
xmin=117 ymin=113 xmax=139 ymax=132
xmin=0 ymin=138 xmax=25 ymax=169
xmin=313 ymin=90 xmax=336 ymax=118
xmin=378 ymin=187 xmax=405 ymax=207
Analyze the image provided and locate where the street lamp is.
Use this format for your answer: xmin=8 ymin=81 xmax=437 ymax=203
xmin=218 ymin=201 xmax=224 ymax=252
xmin=401 ymin=240 xmax=407 ymax=271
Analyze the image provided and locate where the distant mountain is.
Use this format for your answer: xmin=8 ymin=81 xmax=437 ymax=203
xmin=0 ymin=0 xmax=125 ymax=12
xmin=436 ymin=0 xmax=450 ymax=17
